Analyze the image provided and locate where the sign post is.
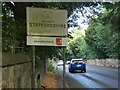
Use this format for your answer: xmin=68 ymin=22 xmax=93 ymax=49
xmin=63 ymin=47 xmax=66 ymax=88
xmin=32 ymin=46 xmax=35 ymax=88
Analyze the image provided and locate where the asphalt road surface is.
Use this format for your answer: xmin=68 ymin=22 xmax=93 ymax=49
xmin=56 ymin=64 xmax=119 ymax=89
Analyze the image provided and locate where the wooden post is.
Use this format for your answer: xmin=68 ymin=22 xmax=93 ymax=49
xmin=32 ymin=46 xmax=35 ymax=89
xmin=63 ymin=47 xmax=66 ymax=88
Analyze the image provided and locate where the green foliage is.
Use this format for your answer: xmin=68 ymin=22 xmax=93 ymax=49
xmin=2 ymin=17 xmax=25 ymax=52
xmin=67 ymin=30 xmax=97 ymax=60
xmin=47 ymin=60 xmax=56 ymax=72
xmin=85 ymin=22 xmax=109 ymax=58
xmin=85 ymin=4 xmax=119 ymax=59
xmin=2 ymin=3 xmax=26 ymax=53
xmin=67 ymin=30 xmax=90 ymax=60
xmin=35 ymin=56 xmax=41 ymax=70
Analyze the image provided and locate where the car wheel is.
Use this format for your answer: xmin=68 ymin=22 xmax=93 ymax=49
xmin=84 ymin=68 xmax=86 ymax=73
xmin=69 ymin=69 xmax=74 ymax=73
xmin=72 ymin=70 xmax=75 ymax=73
xmin=81 ymin=70 xmax=84 ymax=73
xmin=69 ymin=69 xmax=72 ymax=73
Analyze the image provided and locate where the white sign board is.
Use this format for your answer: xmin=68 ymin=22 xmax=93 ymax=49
xmin=26 ymin=7 xmax=67 ymax=36
xmin=27 ymin=36 xmax=68 ymax=46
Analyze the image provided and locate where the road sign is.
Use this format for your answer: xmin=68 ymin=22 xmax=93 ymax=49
xmin=26 ymin=7 xmax=68 ymax=88
xmin=26 ymin=7 xmax=67 ymax=36
xmin=27 ymin=36 xmax=68 ymax=46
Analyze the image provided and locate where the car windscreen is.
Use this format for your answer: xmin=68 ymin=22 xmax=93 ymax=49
xmin=58 ymin=60 xmax=63 ymax=63
xmin=72 ymin=60 xmax=83 ymax=63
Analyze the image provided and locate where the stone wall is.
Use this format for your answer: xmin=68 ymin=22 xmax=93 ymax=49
xmin=1 ymin=53 xmax=33 ymax=89
xmin=87 ymin=59 xmax=119 ymax=68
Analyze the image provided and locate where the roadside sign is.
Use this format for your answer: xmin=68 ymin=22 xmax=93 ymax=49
xmin=27 ymin=36 xmax=68 ymax=46
xmin=26 ymin=7 xmax=67 ymax=36
xmin=26 ymin=7 xmax=68 ymax=88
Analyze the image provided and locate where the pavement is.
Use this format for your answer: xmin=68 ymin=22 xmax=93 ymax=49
xmin=55 ymin=70 xmax=63 ymax=88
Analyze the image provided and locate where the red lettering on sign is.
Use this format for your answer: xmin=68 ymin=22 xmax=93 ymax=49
xmin=56 ymin=38 xmax=62 ymax=45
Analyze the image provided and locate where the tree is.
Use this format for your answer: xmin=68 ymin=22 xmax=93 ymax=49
xmin=85 ymin=2 xmax=119 ymax=59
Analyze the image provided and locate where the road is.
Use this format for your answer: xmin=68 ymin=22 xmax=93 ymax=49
xmin=56 ymin=65 xmax=119 ymax=89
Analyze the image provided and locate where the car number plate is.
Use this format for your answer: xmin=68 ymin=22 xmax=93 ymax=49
xmin=77 ymin=65 xmax=81 ymax=67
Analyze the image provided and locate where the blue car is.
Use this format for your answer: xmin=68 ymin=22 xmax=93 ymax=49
xmin=68 ymin=59 xmax=86 ymax=73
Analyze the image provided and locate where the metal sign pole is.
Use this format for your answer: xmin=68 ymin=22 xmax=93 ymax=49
xmin=63 ymin=47 xmax=65 ymax=88
xmin=32 ymin=46 xmax=35 ymax=89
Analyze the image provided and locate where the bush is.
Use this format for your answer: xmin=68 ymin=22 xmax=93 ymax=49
xmin=47 ymin=60 xmax=56 ymax=72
